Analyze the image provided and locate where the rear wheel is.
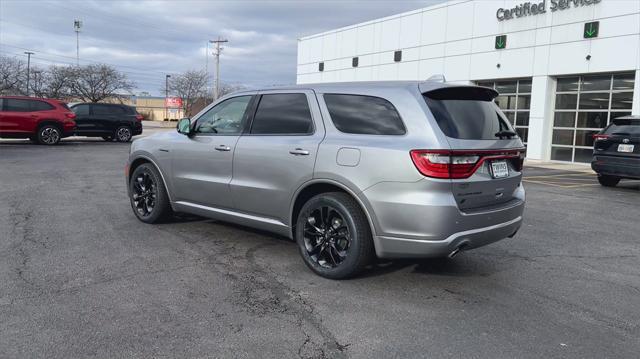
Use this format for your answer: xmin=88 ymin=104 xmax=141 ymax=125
xmin=115 ymin=126 xmax=132 ymax=142
xmin=598 ymin=175 xmax=620 ymax=187
xmin=129 ymin=163 xmax=172 ymax=223
xmin=37 ymin=124 xmax=61 ymax=145
xmin=295 ymin=192 xmax=374 ymax=279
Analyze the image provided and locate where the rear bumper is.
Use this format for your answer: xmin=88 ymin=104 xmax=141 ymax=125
xmin=361 ymin=178 xmax=525 ymax=258
xmin=592 ymin=155 xmax=640 ymax=179
xmin=374 ymin=216 xmax=522 ymax=258
xmin=133 ymin=122 xmax=143 ymax=136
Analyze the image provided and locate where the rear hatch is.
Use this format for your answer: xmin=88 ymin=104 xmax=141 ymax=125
xmin=593 ymin=117 xmax=640 ymax=159
xmin=420 ymin=86 xmax=525 ymax=211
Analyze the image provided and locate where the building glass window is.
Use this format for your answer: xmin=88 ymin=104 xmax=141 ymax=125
xmin=476 ymin=78 xmax=532 ymax=144
xmin=552 ymin=72 xmax=635 ymax=163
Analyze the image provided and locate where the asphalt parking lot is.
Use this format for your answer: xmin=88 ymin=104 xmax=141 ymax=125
xmin=1 ymin=131 xmax=639 ymax=358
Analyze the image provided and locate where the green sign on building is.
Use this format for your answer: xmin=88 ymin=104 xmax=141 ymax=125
xmin=584 ymin=21 xmax=599 ymax=38
xmin=495 ymin=35 xmax=507 ymax=50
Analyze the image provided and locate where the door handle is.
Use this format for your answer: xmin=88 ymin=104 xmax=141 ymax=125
xmin=289 ymin=148 xmax=310 ymax=156
xmin=215 ymin=145 xmax=231 ymax=151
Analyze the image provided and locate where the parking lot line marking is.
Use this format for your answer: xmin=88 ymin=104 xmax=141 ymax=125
xmin=524 ymin=173 xmax=595 ymax=179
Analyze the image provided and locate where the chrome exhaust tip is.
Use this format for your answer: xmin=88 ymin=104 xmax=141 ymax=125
xmin=448 ymin=243 xmax=468 ymax=259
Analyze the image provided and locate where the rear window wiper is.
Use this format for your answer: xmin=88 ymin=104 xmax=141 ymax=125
xmin=495 ymin=130 xmax=517 ymax=139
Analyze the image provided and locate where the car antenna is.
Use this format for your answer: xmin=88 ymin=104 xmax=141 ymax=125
xmin=426 ymin=74 xmax=446 ymax=83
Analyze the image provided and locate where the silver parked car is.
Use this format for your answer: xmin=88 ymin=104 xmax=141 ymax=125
xmin=126 ymin=80 xmax=526 ymax=279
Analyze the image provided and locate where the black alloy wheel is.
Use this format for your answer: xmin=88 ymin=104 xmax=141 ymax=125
xmin=296 ymin=192 xmax=374 ymax=279
xmin=132 ymin=170 xmax=157 ymax=218
xmin=303 ymin=205 xmax=351 ymax=269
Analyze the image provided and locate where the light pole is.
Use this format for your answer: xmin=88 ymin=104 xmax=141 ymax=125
xmin=74 ymin=19 xmax=82 ymax=66
xmin=165 ymin=74 xmax=171 ymax=120
xmin=24 ymin=51 xmax=34 ymax=96
xmin=209 ymin=37 xmax=228 ymax=100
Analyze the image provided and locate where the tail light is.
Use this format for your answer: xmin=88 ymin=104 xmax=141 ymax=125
xmin=135 ymin=114 xmax=144 ymax=121
xmin=410 ymin=149 xmax=525 ymax=179
xmin=593 ymin=134 xmax=610 ymax=141
xmin=65 ymin=112 xmax=76 ymax=119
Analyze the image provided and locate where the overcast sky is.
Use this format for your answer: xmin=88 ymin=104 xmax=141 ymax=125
xmin=0 ymin=0 xmax=442 ymax=96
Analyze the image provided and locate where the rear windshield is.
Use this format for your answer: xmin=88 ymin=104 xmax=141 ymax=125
xmin=604 ymin=118 xmax=640 ymax=135
xmin=423 ymin=87 xmax=512 ymax=140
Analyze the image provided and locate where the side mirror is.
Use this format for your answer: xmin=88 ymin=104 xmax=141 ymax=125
xmin=177 ymin=118 xmax=191 ymax=135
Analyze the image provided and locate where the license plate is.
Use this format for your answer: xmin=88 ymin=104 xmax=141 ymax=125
xmin=618 ymin=144 xmax=634 ymax=153
xmin=491 ymin=160 xmax=509 ymax=179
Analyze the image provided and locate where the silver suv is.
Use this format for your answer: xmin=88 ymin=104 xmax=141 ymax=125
xmin=126 ymin=81 xmax=525 ymax=279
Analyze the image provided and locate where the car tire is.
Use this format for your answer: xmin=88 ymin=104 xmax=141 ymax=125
xmin=295 ymin=192 xmax=374 ymax=279
xmin=129 ymin=163 xmax=172 ymax=223
xmin=102 ymin=136 xmax=114 ymax=141
xmin=597 ymin=175 xmax=620 ymax=187
xmin=115 ymin=126 xmax=132 ymax=142
xmin=37 ymin=124 xmax=61 ymax=145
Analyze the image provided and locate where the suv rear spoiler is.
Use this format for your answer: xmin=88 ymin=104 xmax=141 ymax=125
xmin=422 ymin=86 xmax=499 ymax=101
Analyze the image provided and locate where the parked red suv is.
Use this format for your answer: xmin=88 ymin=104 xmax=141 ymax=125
xmin=0 ymin=96 xmax=76 ymax=145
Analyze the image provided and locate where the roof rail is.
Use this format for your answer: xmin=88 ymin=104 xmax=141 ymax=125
xmin=426 ymin=74 xmax=446 ymax=83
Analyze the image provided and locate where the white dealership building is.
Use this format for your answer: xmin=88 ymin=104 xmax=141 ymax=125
xmin=296 ymin=0 xmax=640 ymax=163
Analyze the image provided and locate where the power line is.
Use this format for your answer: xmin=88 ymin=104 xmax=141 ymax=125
xmin=0 ymin=43 xmax=172 ymax=75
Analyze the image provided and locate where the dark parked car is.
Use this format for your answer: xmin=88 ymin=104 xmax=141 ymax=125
xmin=592 ymin=116 xmax=640 ymax=187
xmin=0 ymin=96 xmax=77 ymax=145
xmin=70 ymin=103 xmax=143 ymax=142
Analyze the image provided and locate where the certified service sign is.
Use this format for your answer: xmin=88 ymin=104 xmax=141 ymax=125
xmin=497 ymin=0 xmax=601 ymax=21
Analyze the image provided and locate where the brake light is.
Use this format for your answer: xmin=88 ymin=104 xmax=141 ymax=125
xmin=135 ymin=114 xmax=144 ymax=121
xmin=65 ymin=112 xmax=76 ymax=119
xmin=593 ymin=134 xmax=610 ymax=140
xmin=410 ymin=149 xmax=525 ymax=179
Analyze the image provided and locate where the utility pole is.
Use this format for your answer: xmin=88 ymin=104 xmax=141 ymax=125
xmin=205 ymin=41 xmax=210 ymax=97
xmin=24 ymin=51 xmax=34 ymax=96
xmin=165 ymin=74 xmax=171 ymax=120
xmin=209 ymin=37 xmax=228 ymax=100
xmin=74 ymin=19 xmax=82 ymax=66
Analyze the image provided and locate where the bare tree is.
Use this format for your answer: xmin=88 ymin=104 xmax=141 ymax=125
xmin=72 ymin=64 xmax=134 ymax=102
xmin=0 ymin=55 xmax=26 ymax=95
xmin=168 ymin=70 xmax=207 ymax=116
xmin=218 ymin=82 xmax=247 ymax=98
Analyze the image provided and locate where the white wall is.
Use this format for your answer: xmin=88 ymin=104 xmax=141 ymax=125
xmin=296 ymin=0 xmax=640 ymax=161
xmin=297 ymin=0 xmax=639 ymax=83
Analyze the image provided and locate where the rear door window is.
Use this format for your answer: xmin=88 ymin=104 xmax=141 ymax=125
xmin=92 ymin=104 xmax=118 ymax=115
xmin=250 ymin=93 xmax=313 ymax=135
xmin=5 ymin=99 xmax=32 ymax=112
xmin=424 ymin=87 xmax=513 ymax=140
xmin=323 ymin=94 xmax=405 ymax=135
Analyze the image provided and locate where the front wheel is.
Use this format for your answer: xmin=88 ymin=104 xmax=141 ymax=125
xmin=115 ymin=126 xmax=132 ymax=142
xmin=295 ymin=192 xmax=374 ymax=279
xmin=598 ymin=175 xmax=620 ymax=187
xmin=37 ymin=125 xmax=61 ymax=145
xmin=129 ymin=163 xmax=172 ymax=223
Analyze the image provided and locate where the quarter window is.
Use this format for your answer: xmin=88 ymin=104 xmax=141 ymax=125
xmin=195 ymin=96 xmax=252 ymax=135
xmin=250 ymin=94 xmax=313 ymax=135
xmin=30 ymin=100 xmax=54 ymax=111
xmin=324 ymin=94 xmax=406 ymax=135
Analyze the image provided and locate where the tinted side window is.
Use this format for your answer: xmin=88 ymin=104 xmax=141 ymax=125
xmin=195 ymin=96 xmax=252 ymax=135
xmin=323 ymin=94 xmax=406 ymax=135
xmin=5 ymin=99 xmax=32 ymax=112
xmin=30 ymin=100 xmax=54 ymax=111
xmin=73 ymin=104 xmax=90 ymax=115
xmin=251 ymin=94 xmax=313 ymax=135
xmin=92 ymin=105 xmax=119 ymax=115
xmin=0 ymin=99 xmax=3 ymax=111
